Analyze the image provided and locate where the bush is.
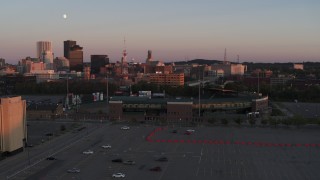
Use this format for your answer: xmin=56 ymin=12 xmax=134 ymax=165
xmin=60 ymin=125 xmax=66 ymax=131
xmin=221 ymin=118 xmax=228 ymax=125
xmin=268 ymin=117 xmax=279 ymax=128
xmin=208 ymin=118 xmax=216 ymax=124
xmin=249 ymin=118 xmax=256 ymax=126
xmin=261 ymin=119 xmax=268 ymax=125
xmin=234 ymin=117 xmax=243 ymax=126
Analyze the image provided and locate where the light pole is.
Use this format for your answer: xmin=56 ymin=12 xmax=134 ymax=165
xmin=106 ymin=73 xmax=109 ymax=104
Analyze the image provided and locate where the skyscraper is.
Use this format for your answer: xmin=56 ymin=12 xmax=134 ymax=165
xmin=37 ymin=41 xmax=52 ymax=59
xmin=64 ymin=40 xmax=83 ymax=72
xmin=37 ymin=41 xmax=54 ymax=70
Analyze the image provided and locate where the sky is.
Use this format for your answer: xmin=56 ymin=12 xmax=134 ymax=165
xmin=0 ymin=0 xmax=319 ymax=64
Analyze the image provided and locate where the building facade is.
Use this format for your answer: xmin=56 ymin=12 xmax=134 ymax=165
xmin=0 ymin=96 xmax=26 ymax=155
xmin=91 ymin=55 xmax=109 ymax=75
xmin=108 ymin=96 xmax=268 ymax=123
xmin=64 ymin=40 xmax=83 ymax=72
xmin=149 ymin=73 xmax=184 ymax=86
xmin=37 ymin=41 xmax=52 ymax=60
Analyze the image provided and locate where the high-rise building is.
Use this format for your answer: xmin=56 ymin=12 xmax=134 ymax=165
xmin=37 ymin=41 xmax=52 ymax=59
xmin=64 ymin=40 xmax=83 ymax=72
xmin=90 ymin=55 xmax=109 ymax=75
xmin=0 ymin=58 xmax=5 ymax=68
xmin=146 ymin=50 xmax=153 ymax=64
xmin=37 ymin=41 xmax=54 ymax=69
xmin=64 ymin=40 xmax=76 ymax=58
xmin=0 ymin=96 xmax=27 ymax=155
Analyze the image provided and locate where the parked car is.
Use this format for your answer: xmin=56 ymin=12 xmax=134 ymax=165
xmin=83 ymin=150 xmax=94 ymax=154
xmin=184 ymin=131 xmax=192 ymax=135
xmin=121 ymin=126 xmax=130 ymax=130
xmin=172 ymin=130 xmax=177 ymax=133
xmin=149 ymin=166 xmax=162 ymax=172
xmin=112 ymin=173 xmax=125 ymax=178
xmin=186 ymin=129 xmax=195 ymax=132
xmin=156 ymin=157 xmax=168 ymax=162
xmin=123 ymin=160 xmax=135 ymax=165
xmin=46 ymin=156 xmax=57 ymax=160
xmin=112 ymin=158 xmax=123 ymax=163
xmin=67 ymin=168 xmax=80 ymax=173
xmin=101 ymin=145 xmax=112 ymax=148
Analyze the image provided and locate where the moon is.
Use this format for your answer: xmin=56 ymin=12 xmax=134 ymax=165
xmin=63 ymin=14 xmax=67 ymax=19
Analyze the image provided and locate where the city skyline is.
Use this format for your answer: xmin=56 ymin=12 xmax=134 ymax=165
xmin=0 ymin=0 xmax=319 ymax=64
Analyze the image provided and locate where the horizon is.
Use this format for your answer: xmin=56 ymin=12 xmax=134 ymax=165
xmin=1 ymin=0 xmax=319 ymax=64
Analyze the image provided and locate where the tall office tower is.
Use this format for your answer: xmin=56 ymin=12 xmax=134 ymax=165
xmin=91 ymin=55 xmax=109 ymax=75
xmin=146 ymin=50 xmax=153 ymax=64
xmin=37 ymin=41 xmax=52 ymax=59
xmin=64 ymin=40 xmax=83 ymax=72
xmin=37 ymin=41 xmax=54 ymax=69
xmin=0 ymin=58 xmax=5 ymax=67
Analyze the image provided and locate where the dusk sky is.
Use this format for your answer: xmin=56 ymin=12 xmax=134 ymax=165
xmin=0 ymin=0 xmax=319 ymax=64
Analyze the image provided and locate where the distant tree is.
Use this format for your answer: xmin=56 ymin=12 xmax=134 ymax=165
xmin=208 ymin=117 xmax=216 ymax=125
xmin=221 ymin=118 xmax=228 ymax=125
xmin=131 ymin=117 xmax=137 ymax=123
xmin=261 ymin=119 xmax=268 ymax=125
xmin=60 ymin=125 xmax=66 ymax=131
xmin=234 ymin=117 xmax=243 ymax=126
xmin=281 ymin=119 xmax=292 ymax=127
xmin=290 ymin=115 xmax=307 ymax=128
xmin=268 ymin=117 xmax=279 ymax=128
xmin=249 ymin=118 xmax=256 ymax=126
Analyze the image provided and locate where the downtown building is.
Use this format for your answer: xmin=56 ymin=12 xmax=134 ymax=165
xmin=90 ymin=55 xmax=110 ymax=75
xmin=37 ymin=41 xmax=54 ymax=70
xmin=64 ymin=40 xmax=83 ymax=72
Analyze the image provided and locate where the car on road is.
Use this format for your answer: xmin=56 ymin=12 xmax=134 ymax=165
xmin=156 ymin=157 xmax=168 ymax=162
xmin=46 ymin=156 xmax=57 ymax=160
xmin=149 ymin=166 xmax=162 ymax=172
xmin=121 ymin=126 xmax=130 ymax=130
xmin=83 ymin=150 xmax=94 ymax=154
xmin=123 ymin=160 xmax=135 ymax=165
xmin=26 ymin=143 xmax=33 ymax=147
xmin=101 ymin=145 xmax=111 ymax=148
xmin=184 ymin=131 xmax=192 ymax=135
xmin=112 ymin=158 xmax=123 ymax=163
xmin=112 ymin=173 xmax=125 ymax=178
xmin=67 ymin=168 xmax=80 ymax=173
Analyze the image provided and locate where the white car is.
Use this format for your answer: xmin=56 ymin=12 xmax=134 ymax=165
xmin=102 ymin=145 xmax=112 ymax=149
xmin=83 ymin=150 xmax=94 ymax=154
xmin=186 ymin=129 xmax=195 ymax=133
xmin=112 ymin=173 xmax=125 ymax=178
xmin=121 ymin=126 xmax=130 ymax=130
xmin=67 ymin=168 xmax=80 ymax=173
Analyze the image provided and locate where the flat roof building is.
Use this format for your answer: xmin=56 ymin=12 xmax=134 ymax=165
xmin=0 ymin=96 xmax=26 ymax=155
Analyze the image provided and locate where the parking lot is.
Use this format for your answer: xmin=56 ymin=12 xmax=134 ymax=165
xmin=2 ymin=124 xmax=320 ymax=180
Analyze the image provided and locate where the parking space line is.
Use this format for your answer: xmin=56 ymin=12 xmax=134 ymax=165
xmin=196 ymin=167 xmax=200 ymax=176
